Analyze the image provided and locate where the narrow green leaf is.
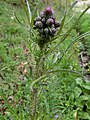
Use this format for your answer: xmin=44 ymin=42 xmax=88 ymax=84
xmin=48 ymin=69 xmax=82 ymax=77
xmin=43 ymin=95 xmax=50 ymax=116
xmin=25 ymin=0 xmax=32 ymax=23
xmin=30 ymin=75 xmax=47 ymax=91
xmin=65 ymin=13 xmax=75 ymax=26
xmin=20 ymin=0 xmax=31 ymax=27
xmin=30 ymin=69 xmax=82 ymax=89
xmin=68 ymin=1 xmax=78 ymax=11
xmin=57 ymin=12 xmax=66 ymax=35
xmin=14 ymin=12 xmax=27 ymax=27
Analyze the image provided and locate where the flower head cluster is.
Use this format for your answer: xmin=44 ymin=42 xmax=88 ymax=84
xmin=34 ymin=6 xmax=60 ymax=38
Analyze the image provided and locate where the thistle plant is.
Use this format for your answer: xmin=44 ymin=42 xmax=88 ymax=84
xmin=34 ymin=6 xmax=60 ymax=44
xmin=20 ymin=0 xmax=90 ymax=119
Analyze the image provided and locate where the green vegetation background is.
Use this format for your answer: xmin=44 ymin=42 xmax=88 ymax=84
xmin=0 ymin=0 xmax=90 ymax=120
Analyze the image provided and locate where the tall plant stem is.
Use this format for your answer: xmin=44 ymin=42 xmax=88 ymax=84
xmin=31 ymin=46 xmax=45 ymax=119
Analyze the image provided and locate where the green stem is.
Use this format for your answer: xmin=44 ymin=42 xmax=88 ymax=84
xmin=31 ymin=45 xmax=46 ymax=119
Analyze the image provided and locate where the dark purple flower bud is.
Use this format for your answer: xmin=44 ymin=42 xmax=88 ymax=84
xmin=51 ymin=24 xmax=55 ymax=28
xmin=49 ymin=29 xmax=54 ymax=36
xmin=41 ymin=18 xmax=46 ymax=23
xmin=51 ymin=28 xmax=57 ymax=34
xmin=54 ymin=21 xmax=60 ymax=28
xmin=34 ymin=17 xmax=41 ymax=25
xmin=51 ymin=15 xmax=55 ymax=21
xmin=46 ymin=18 xmax=54 ymax=26
xmin=40 ymin=11 xmax=45 ymax=18
xmin=35 ymin=21 xmax=43 ymax=28
xmin=44 ymin=28 xmax=49 ymax=34
xmin=44 ymin=6 xmax=54 ymax=15
xmin=34 ymin=17 xmax=41 ymax=22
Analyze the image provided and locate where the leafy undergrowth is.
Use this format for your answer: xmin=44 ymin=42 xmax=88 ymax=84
xmin=0 ymin=1 xmax=90 ymax=120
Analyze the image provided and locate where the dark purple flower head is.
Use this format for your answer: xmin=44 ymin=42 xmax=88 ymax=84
xmin=44 ymin=6 xmax=54 ymax=15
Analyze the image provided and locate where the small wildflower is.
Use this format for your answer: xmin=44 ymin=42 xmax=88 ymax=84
xmin=24 ymin=68 xmax=27 ymax=74
xmin=1 ymin=100 xmax=4 ymax=104
xmin=54 ymin=114 xmax=59 ymax=119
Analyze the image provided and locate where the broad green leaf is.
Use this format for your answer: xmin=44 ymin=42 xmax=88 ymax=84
xmin=80 ymin=95 xmax=89 ymax=101
xmin=69 ymin=93 xmax=74 ymax=104
xmin=75 ymin=78 xmax=83 ymax=86
xmin=87 ymin=99 xmax=90 ymax=109
xmin=82 ymin=84 xmax=90 ymax=90
xmin=74 ymin=87 xmax=82 ymax=98
xmin=80 ymin=112 xmax=90 ymax=119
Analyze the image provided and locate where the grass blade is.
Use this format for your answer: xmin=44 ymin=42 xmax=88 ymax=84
xmin=68 ymin=1 xmax=78 ymax=11
xmin=57 ymin=12 xmax=66 ymax=35
xmin=14 ymin=12 xmax=27 ymax=27
xmin=20 ymin=0 xmax=31 ymax=27
xmin=25 ymin=0 xmax=32 ymax=23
